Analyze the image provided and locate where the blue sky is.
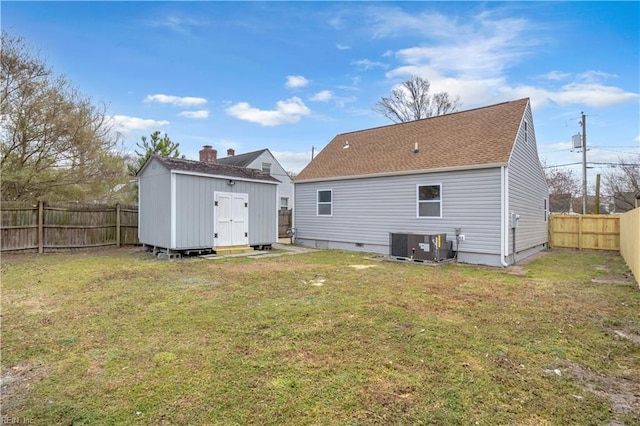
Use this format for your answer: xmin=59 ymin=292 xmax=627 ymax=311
xmin=4 ymin=1 xmax=639 ymax=182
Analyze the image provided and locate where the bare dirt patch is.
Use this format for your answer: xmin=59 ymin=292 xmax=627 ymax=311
xmin=1 ymin=363 xmax=48 ymax=414
xmin=611 ymin=330 xmax=640 ymax=345
xmin=561 ymin=362 xmax=640 ymax=416
xmin=591 ymin=275 xmax=638 ymax=286
xmin=590 ymin=259 xmax=638 ymax=287
xmin=349 ymin=264 xmax=378 ymax=270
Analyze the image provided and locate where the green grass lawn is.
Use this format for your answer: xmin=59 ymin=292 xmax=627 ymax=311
xmin=1 ymin=247 xmax=639 ymax=425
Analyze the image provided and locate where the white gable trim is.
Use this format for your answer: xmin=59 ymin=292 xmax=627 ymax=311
xmin=170 ymin=172 xmax=177 ymax=249
xmin=169 ymin=170 xmax=279 ymax=185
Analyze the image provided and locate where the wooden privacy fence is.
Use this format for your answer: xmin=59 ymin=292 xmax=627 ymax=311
xmin=548 ymin=214 xmax=620 ymax=251
xmin=619 ymin=208 xmax=639 ymax=285
xmin=278 ymin=209 xmax=292 ymax=238
xmin=1 ymin=201 xmax=139 ymax=253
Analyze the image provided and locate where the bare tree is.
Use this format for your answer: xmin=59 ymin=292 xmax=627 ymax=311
xmin=373 ymin=76 xmax=462 ymax=123
xmin=542 ymin=161 xmax=581 ymax=213
xmin=1 ymin=31 xmax=127 ymax=201
xmin=602 ymin=154 xmax=640 ymax=212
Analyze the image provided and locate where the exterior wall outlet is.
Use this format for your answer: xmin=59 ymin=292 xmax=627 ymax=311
xmin=458 ymin=234 xmax=465 ymax=241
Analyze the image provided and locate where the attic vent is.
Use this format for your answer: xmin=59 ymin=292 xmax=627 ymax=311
xmin=343 ymin=140 xmax=350 ymax=149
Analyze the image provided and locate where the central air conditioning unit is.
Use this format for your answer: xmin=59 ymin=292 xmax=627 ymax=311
xmin=389 ymin=233 xmax=450 ymax=261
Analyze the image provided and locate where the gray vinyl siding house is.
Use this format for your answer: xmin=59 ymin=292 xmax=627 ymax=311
xmin=294 ymin=98 xmax=549 ymax=267
xmin=217 ymin=149 xmax=294 ymax=211
xmin=138 ymin=153 xmax=279 ymax=253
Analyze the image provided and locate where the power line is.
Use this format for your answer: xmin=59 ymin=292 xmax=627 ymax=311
xmin=543 ymin=162 xmax=640 ymax=169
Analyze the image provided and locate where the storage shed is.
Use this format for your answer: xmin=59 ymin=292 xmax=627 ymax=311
xmin=138 ymin=146 xmax=280 ymax=256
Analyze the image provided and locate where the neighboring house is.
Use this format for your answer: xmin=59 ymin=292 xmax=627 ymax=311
xmin=294 ymin=98 xmax=549 ymax=267
xmin=217 ymin=148 xmax=294 ymax=211
xmin=137 ymin=147 xmax=280 ymax=255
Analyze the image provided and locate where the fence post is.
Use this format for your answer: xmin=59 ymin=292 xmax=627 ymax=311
xmin=38 ymin=200 xmax=44 ymax=254
xmin=116 ymin=203 xmax=121 ymax=248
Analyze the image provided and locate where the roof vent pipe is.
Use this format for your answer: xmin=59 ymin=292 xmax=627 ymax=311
xmin=413 ymin=142 xmax=419 ymax=154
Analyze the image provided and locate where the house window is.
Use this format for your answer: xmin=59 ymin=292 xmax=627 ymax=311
xmin=417 ymin=184 xmax=442 ymax=218
xmin=317 ymin=190 xmax=332 ymax=216
xmin=280 ymin=197 xmax=289 ymax=210
xmin=524 ymin=121 xmax=528 ymax=144
xmin=544 ymin=198 xmax=548 ymax=222
xmin=262 ymin=162 xmax=271 ymax=174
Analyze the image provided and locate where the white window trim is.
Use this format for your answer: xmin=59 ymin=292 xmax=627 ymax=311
xmin=317 ymin=189 xmax=333 ymax=217
xmin=416 ymin=183 xmax=442 ymax=219
xmin=280 ymin=197 xmax=289 ymax=210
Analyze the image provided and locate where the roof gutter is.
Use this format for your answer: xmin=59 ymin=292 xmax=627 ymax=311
xmin=295 ymin=162 xmax=508 ymax=184
xmin=500 ymin=165 xmax=509 ymax=267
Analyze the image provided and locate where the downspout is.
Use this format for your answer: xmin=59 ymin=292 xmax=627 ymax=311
xmin=500 ymin=166 xmax=509 ymax=267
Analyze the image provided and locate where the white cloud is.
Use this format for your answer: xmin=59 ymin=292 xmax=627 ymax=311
xmin=225 ymin=97 xmax=311 ymax=126
xmin=576 ymin=70 xmax=618 ymax=83
xmin=352 ymin=59 xmax=388 ymax=70
xmin=539 ymin=71 xmax=571 ymax=81
xmin=336 ymin=43 xmax=351 ymax=50
xmin=310 ymin=90 xmax=333 ymax=102
xmin=112 ymin=115 xmax=169 ymax=132
xmin=144 ymin=94 xmax=208 ymax=107
xmin=550 ymin=83 xmax=639 ymax=108
xmin=271 ymin=151 xmax=313 ymax=173
xmin=285 ymin=75 xmax=310 ymax=89
xmin=178 ymin=110 xmax=209 ymax=119
xmin=378 ymin=8 xmax=638 ymax=111
xmin=145 ymin=16 xmax=206 ymax=35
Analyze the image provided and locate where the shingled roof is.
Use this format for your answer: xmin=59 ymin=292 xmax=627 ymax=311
xmin=145 ymin=155 xmax=280 ymax=183
xmin=296 ymin=98 xmax=530 ymax=182
xmin=217 ymin=149 xmax=268 ymax=168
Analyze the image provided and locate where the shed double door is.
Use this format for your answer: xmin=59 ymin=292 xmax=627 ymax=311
xmin=214 ymin=192 xmax=249 ymax=247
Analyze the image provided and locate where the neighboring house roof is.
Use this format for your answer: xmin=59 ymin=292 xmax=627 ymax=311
xmin=217 ymin=149 xmax=269 ymax=168
xmin=296 ymin=98 xmax=530 ymax=182
xmin=141 ymin=155 xmax=280 ymax=183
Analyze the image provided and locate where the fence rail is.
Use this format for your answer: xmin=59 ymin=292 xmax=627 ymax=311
xmin=1 ymin=201 xmax=139 ymax=253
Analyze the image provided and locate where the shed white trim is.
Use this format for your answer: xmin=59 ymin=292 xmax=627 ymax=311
xmin=171 ymin=173 xmax=177 ymax=249
xmin=170 ymin=169 xmax=279 ymax=185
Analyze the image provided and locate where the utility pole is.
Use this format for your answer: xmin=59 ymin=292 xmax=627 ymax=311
xmin=580 ymin=112 xmax=587 ymax=214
